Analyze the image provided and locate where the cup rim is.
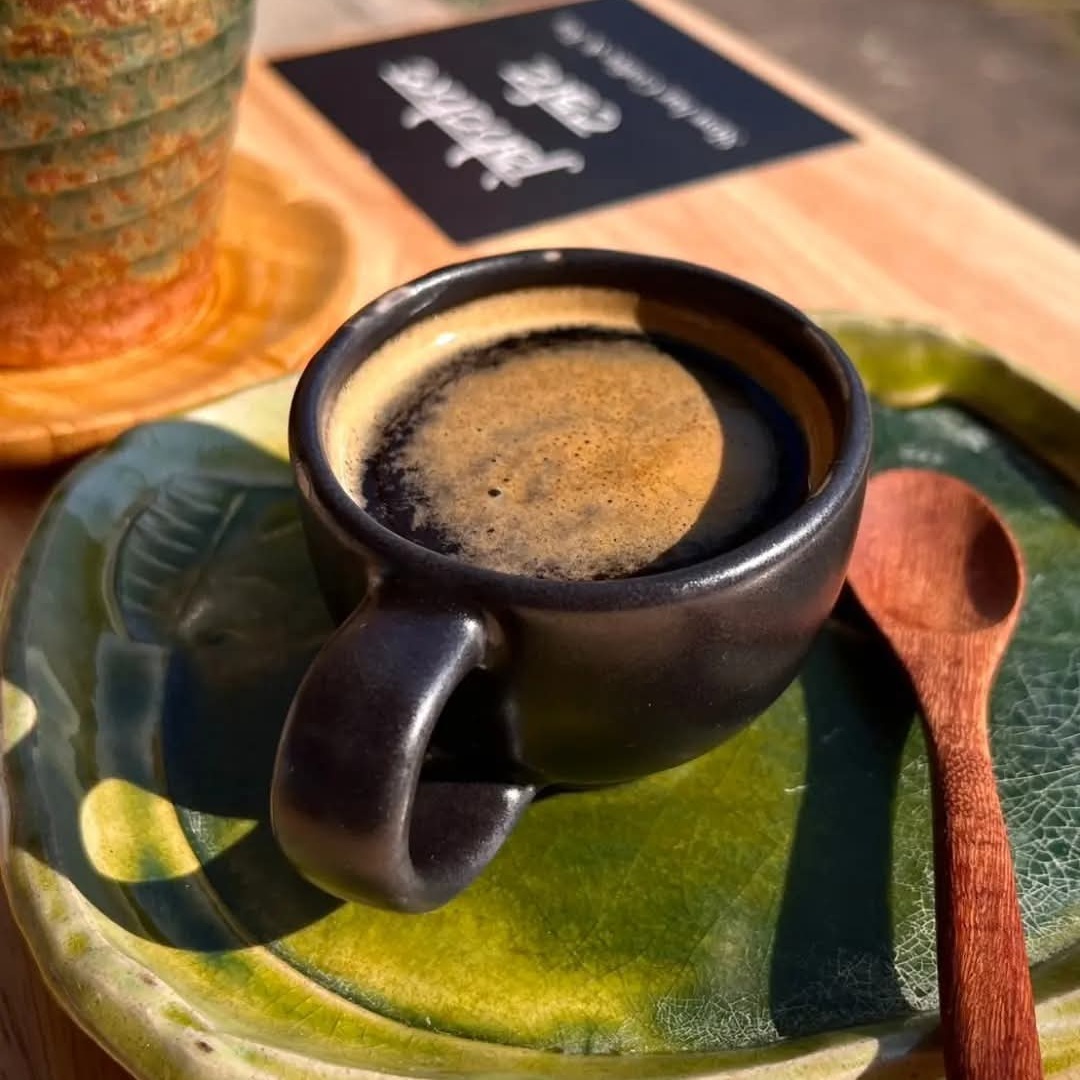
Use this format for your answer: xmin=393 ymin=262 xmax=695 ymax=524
xmin=290 ymin=247 xmax=872 ymax=611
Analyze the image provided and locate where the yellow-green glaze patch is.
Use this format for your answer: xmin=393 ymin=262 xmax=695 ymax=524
xmin=65 ymin=931 xmax=89 ymax=957
xmin=163 ymin=1003 xmax=207 ymax=1031
xmin=0 ymin=678 xmax=34 ymax=752
xmin=1 ymin=318 xmax=1079 ymax=1080
xmin=81 ymin=780 xmax=202 ymax=882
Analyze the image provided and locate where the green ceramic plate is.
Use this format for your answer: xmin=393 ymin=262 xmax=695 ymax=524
xmin=2 ymin=317 xmax=1079 ymax=1080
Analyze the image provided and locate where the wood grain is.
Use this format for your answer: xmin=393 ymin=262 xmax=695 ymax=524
xmin=931 ymin=725 xmax=1042 ymax=1079
xmin=0 ymin=894 xmax=129 ymax=1080
xmin=2 ymin=0 xmax=1080 ymax=1075
xmin=848 ymin=469 xmax=1042 ymax=1080
xmin=238 ymin=0 xmax=1080 ymax=401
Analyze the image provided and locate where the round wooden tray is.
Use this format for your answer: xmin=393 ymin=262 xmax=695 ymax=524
xmin=0 ymin=154 xmax=357 ymax=468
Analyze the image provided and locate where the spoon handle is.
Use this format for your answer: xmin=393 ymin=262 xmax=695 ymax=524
xmin=927 ymin=703 xmax=1043 ymax=1080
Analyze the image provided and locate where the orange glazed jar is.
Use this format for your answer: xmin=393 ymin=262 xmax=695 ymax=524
xmin=0 ymin=0 xmax=255 ymax=367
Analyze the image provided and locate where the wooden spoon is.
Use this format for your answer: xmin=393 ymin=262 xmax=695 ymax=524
xmin=847 ymin=468 xmax=1042 ymax=1079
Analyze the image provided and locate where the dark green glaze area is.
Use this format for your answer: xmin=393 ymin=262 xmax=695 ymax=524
xmin=102 ymin=401 xmax=1077 ymax=1053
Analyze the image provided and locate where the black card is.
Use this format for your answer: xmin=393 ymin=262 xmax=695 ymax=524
xmin=274 ymin=0 xmax=852 ymax=242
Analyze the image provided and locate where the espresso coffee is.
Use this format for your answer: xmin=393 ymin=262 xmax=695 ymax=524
xmin=331 ymin=287 xmax=810 ymax=581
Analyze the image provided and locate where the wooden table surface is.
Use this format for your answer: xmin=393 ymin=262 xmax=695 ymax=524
xmin=2 ymin=1 xmax=1079 ymax=1077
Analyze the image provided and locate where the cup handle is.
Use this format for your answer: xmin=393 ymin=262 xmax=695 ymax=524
xmin=270 ymin=588 xmax=535 ymax=912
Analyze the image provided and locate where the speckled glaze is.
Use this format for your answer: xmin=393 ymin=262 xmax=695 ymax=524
xmin=0 ymin=0 xmax=255 ymax=367
xmin=0 ymin=153 xmax=358 ymax=466
xmin=1 ymin=317 xmax=1079 ymax=1080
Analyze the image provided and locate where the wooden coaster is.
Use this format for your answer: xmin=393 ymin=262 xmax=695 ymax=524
xmin=0 ymin=154 xmax=358 ymax=468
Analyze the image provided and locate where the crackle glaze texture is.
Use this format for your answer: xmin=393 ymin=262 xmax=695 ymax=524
xmin=0 ymin=0 xmax=254 ymax=366
xmin=1 ymin=317 xmax=1079 ymax=1079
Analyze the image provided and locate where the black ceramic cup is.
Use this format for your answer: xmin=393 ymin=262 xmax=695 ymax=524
xmin=273 ymin=249 xmax=872 ymax=913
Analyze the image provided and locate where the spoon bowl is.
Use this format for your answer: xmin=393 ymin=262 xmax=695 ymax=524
xmin=851 ymin=469 xmax=1023 ymax=636
xmin=848 ymin=467 xmax=1041 ymax=1080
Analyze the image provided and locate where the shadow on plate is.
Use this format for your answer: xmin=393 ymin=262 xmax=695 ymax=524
xmin=3 ymin=423 xmax=342 ymax=947
xmin=2 ymin=417 xmax=924 ymax=1043
xmin=769 ymin=593 xmax=916 ymax=1037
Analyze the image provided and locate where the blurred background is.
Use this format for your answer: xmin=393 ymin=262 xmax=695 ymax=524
xmin=255 ymin=0 xmax=1080 ymax=241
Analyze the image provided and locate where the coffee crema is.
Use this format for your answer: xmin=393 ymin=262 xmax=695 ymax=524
xmin=330 ymin=287 xmax=812 ymax=581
